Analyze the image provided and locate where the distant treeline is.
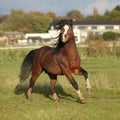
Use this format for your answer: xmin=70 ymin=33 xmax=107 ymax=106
xmin=0 ymin=5 xmax=120 ymax=34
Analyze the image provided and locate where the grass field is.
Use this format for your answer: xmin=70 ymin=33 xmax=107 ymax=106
xmin=0 ymin=48 xmax=120 ymax=120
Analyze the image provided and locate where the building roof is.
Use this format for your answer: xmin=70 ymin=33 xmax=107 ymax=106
xmin=3 ymin=31 xmax=24 ymax=35
xmin=73 ymin=20 xmax=120 ymax=25
xmin=51 ymin=20 xmax=120 ymax=27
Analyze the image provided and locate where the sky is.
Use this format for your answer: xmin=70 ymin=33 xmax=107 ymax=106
xmin=0 ymin=0 xmax=120 ymax=16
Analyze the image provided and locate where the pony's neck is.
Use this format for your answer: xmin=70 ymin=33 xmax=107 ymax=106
xmin=55 ymin=36 xmax=77 ymax=55
xmin=63 ymin=38 xmax=77 ymax=54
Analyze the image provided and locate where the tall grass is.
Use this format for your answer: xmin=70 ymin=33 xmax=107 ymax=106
xmin=77 ymin=41 xmax=120 ymax=58
xmin=0 ymin=48 xmax=120 ymax=120
xmin=0 ymin=48 xmax=120 ymax=90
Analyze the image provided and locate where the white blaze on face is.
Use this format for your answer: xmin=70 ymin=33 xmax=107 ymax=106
xmin=62 ymin=24 xmax=69 ymax=42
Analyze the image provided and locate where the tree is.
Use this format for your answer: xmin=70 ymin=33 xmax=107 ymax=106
xmin=66 ymin=10 xmax=84 ymax=20
xmin=113 ymin=5 xmax=120 ymax=11
xmin=105 ymin=10 xmax=120 ymax=20
xmin=3 ymin=9 xmax=34 ymax=33
xmin=104 ymin=9 xmax=110 ymax=15
xmin=93 ymin=6 xmax=99 ymax=16
xmin=0 ymin=15 xmax=8 ymax=24
xmin=33 ymin=16 xmax=51 ymax=33
xmin=2 ymin=9 xmax=51 ymax=33
xmin=85 ymin=15 xmax=104 ymax=20
xmin=85 ymin=5 xmax=120 ymax=20
xmin=103 ymin=5 xmax=120 ymax=20
xmin=46 ymin=12 xmax=56 ymax=19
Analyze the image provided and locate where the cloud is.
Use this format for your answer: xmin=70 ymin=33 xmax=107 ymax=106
xmin=84 ymin=0 xmax=119 ymax=15
xmin=0 ymin=0 xmax=119 ymax=16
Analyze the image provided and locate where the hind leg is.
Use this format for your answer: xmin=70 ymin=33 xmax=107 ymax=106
xmin=27 ymin=65 xmax=42 ymax=100
xmin=49 ymin=74 xmax=60 ymax=102
xmin=81 ymin=67 xmax=92 ymax=92
xmin=27 ymin=75 xmax=38 ymax=100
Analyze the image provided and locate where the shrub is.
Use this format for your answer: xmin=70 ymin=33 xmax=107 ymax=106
xmin=102 ymin=31 xmax=119 ymax=41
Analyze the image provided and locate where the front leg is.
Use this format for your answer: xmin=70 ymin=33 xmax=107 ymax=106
xmin=64 ymin=71 xmax=86 ymax=103
xmin=69 ymin=77 xmax=86 ymax=103
xmin=81 ymin=68 xmax=92 ymax=92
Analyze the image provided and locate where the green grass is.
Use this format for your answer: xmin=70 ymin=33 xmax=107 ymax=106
xmin=0 ymin=49 xmax=120 ymax=120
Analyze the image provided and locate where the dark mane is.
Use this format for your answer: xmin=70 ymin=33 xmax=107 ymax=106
xmin=53 ymin=19 xmax=73 ymax=49
xmin=54 ymin=34 xmax=65 ymax=53
xmin=56 ymin=19 xmax=73 ymax=29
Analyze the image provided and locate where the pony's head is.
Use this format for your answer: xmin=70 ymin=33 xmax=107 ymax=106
xmin=58 ymin=19 xmax=74 ymax=43
xmin=51 ymin=19 xmax=74 ymax=44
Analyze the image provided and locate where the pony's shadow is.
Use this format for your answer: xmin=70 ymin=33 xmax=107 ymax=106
xmin=14 ymin=83 xmax=75 ymax=101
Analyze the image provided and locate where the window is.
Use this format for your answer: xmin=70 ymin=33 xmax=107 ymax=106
xmin=105 ymin=26 xmax=113 ymax=29
xmin=78 ymin=26 xmax=86 ymax=30
xmin=92 ymin=26 xmax=97 ymax=29
xmin=74 ymin=36 xmax=78 ymax=42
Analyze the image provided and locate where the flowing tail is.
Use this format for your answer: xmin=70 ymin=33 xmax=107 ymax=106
xmin=19 ymin=49 xmax=37 ymax=82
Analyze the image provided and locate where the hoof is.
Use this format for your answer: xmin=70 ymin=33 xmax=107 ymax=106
xmin=27 ymin=94 xmax=32 ymax=101
xmin=54 ymin=98 xmax=61 ymax=102
xmin=78 ymin=98 xmax=86 ymax=104
xmin=28 ymin=96 xmax=32 ymax=101
xmin=86 ymin=88 xmax=92 ymax=93
xmin=53 ymin=93 xmax=60 ymax=102
xmin=27 ymin=88 xmax=32 ymax=101
xmin=27 ymin=92 xmax=32 ymax=101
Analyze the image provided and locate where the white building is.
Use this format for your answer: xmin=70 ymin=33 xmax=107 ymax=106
xmin=23 ymin=33 xmax=56 ymax=46
xmin=18 ymin=20 xmax=120 ymax=45
xmin=49 ymin=20 xmax=120 ymax=43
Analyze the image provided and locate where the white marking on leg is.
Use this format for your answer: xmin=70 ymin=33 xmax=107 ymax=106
xmin=53 ymin=93 xmax=59 ymax=100
xmin=76 ymin=90 xmax=86 ymax=103
xmin=86 ymin=78 xmax=92 ymax=89
xmin=27 ymin=88 xmax=32 ymax=99
xmin=76 ymin=90 xmax=84 ymax=99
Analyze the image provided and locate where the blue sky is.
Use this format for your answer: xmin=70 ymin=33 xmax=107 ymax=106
xmin=0 ymin=0 xmax=120 ymax=16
